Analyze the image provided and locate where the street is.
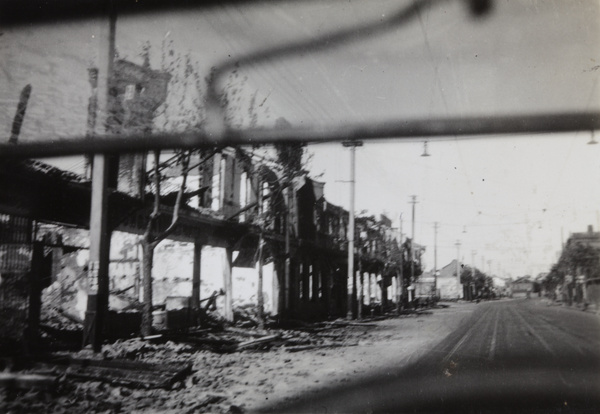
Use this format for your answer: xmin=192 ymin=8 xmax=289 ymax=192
xmin=265 ymin=299 xmax=600 ymax=413
xmin=1 ymin=2 xmax=600 ymax=413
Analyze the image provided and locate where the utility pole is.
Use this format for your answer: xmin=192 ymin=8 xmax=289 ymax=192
xmin=433 ymin=222 xmax=439 ymax=297
xmin=284 ymin=186 xmax=291 ymax=318
xmin=455 ymin=240 xmax=462 ymax=299
xmin=397 ymin=214 xmax=404 ymax=314
xmin=409 ymin=196 xmax=418 ymax=286
xmin=83 ymin=1 xmax=116 ymax=352
xmin=343 ymin=140 xmax=362 ymax=319
xmin=471 ymin=250 xmax=476 ymax=301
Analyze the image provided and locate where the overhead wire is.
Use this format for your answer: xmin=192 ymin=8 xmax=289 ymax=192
xmin=414 ymin=2 xmax=481 ymax=220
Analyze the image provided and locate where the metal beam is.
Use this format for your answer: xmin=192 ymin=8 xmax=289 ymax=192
xmin=2 ymin=112 xmax=598 ymax=159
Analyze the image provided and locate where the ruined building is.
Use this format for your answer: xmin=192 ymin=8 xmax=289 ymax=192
xmin=0 ymin=59 xmax=409 ymax=353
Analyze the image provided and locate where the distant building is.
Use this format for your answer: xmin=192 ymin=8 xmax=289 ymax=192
xmin=492 ymin=276 xmax=508 ymax=295
xmin=567 ymin=225 xmax=600 ymax=250
xmin=510 ymin=276 xmax=533 ymax=298
xmin=414 ymin=270 xmax=435 ymax=298
xmin=436 ymin=259 xmax=463 ymax=299
xmin=562 ymin=225 xmax=600 ymax=304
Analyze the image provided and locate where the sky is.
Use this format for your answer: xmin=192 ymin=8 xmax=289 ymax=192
xmin=2 ymin=0 xmax=599 ymax=279
xmin=306 ymin=134 xmax=600 ymax=279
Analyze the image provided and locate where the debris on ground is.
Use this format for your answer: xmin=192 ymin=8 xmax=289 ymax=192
xmin=0 ymin=306 xmax=447 ymax=413
xmin=40 ymin=306 xmax=83 ymax=332
xmin=0 ymin=372 xmax=58 ymax=392
xmin=64 ymin=358 xmax=192 ymax=389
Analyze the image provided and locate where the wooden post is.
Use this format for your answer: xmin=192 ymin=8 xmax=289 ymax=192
xmin=257 ymin=233 xmax=265 ymax=329
xmin=302 ymin=257 xmax=310 ymax=301
xmin=291 ymin=258 xmax=299 ymax=317
xmin=358 ymin=271 xmax=363 ymax=319
xmin=272 ymin=261 xmax=280 ymax=317
xmin=25 ymin=243 xmax=45 ymax=353
xmin=82 ymin=2 xmax=115 ymax=352
xmin=191 ymin=242 xmax=202 ymax=310
xmin=323 ymin=259 xmax=331 ymax=318
xmin=312 ymin=257 xmax=319 ymax=302
xmin=379 ymin=273 xmax=386 ymax=306
xmin=257 ymin=178 xmax=265 ymax=328
xmin=284 ymin=187 xmax=291 ymax=318
xmin=391 ymin=276 xmax=397 ymax=309
xmin=223 ymin=248 xmax=234 ymax=322
xmin=367 ymin=273 xmax=372 ymax=306
xmin=83 ymin=152 xmax=112 ymax=351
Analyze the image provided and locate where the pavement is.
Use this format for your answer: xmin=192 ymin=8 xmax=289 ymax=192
xmin=263 ymin=298 xmax=600 ymax=413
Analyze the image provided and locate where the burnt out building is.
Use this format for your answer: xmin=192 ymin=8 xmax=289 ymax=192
xmin=0 ymin=57 xmax=407 ymax=353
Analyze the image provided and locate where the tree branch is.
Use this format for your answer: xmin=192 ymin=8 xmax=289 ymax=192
xmin=143 ymin=150 xmax=162 ymax=243
xmin=153 ymin=151 xmax=191 ymax=243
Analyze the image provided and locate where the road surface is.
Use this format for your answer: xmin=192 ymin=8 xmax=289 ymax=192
xmin=263 ymin=299 xmax=600 ymax=413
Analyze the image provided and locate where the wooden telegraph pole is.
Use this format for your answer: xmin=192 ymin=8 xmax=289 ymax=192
xmin=82 ymin=2 xmax=116 ymax=352
xmin=343 ymin=140 xmax=362 ymax=319
xmin=433 ymin=222 xmax=439 ymax=298
xmin=455 ymin=240 xmax=462 ymax=299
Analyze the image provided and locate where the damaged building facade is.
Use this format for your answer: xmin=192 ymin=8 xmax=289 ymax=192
xmin=0 ymin=58 xmax=411 ymax=352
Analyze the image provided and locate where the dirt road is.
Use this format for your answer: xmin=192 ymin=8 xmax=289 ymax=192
xmin=1 ymin=302 xmax=478 ymax=413
xmin=218 ymin=302 xmax=477 ymax=413
xmin=266 ymin=298 xmax=600 ymax=413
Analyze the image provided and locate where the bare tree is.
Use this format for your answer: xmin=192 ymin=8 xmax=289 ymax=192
xmin=140 ymin=150 xmax=190 ymax=336
xmin=137 ymin=43 xmax=205 ymax=335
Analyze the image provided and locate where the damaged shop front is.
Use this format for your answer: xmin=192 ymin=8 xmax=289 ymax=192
xmin=0 ymin=154 xmax=356 ymax=354
xmin=0 ymin=58 xmax=394 ymax=352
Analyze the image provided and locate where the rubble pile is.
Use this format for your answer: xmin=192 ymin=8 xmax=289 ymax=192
xmin=40 ymin=307 xmax=82 ymax=332
xmin=99 ymin=338 xmax=194 ymax=363
xmin=0 ymin=317 xmax=385 ymax=413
